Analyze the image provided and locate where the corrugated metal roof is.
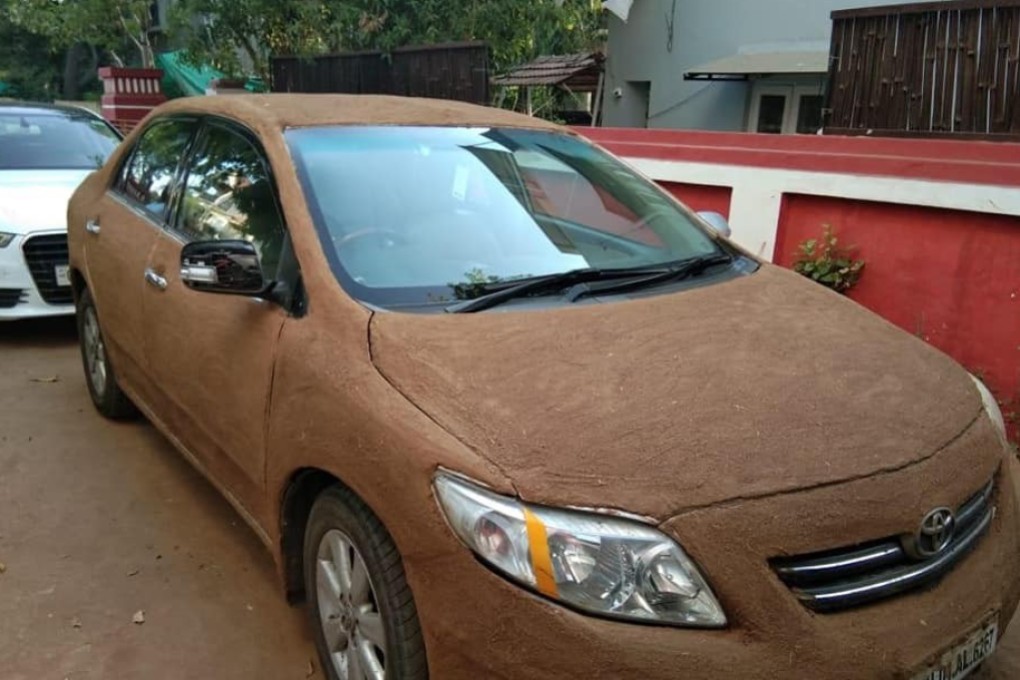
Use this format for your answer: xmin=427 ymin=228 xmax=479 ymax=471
xmin=492 ymin=53 xmax=604 ymax=88
xmin=685 ymin=51 xmax=830 ymax=80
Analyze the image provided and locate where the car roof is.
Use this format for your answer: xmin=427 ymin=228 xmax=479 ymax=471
xmin=151 ymin=94 xmax=568 ymax=134
xmin=0 ymin=100 xmax=104 ymax=119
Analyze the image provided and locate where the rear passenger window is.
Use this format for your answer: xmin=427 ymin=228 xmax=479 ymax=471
xmin=117 ymin=119 xmax=195 ymax=221
xmin=176 ymin=124 xmax=286 ymax=277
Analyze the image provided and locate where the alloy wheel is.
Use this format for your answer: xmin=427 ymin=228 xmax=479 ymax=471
xmin=82 ymin=305 xmax=107 ymax=396
xmin=316 ymin=529 xmax=387 ymax=680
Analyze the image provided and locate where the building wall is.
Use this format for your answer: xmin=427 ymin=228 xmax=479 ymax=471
xmin=602 ymin=0 xmax=950 ymax=130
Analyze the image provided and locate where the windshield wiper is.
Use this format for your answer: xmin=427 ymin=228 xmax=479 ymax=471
xmin=562 ymin=253 xmax=734 ymax=303
xmin=445 ymin=254 xmax=732 ymax=314
xmin=445 ymin=268 xmax=638 ymax=314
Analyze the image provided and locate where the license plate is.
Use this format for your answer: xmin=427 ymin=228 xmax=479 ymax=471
xmin=54 ymin=264 xmax=70 ymax=287
xmin=911 ymin=617 xmax=998 ymax=680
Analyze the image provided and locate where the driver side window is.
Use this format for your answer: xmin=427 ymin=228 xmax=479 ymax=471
xmin=176 ymin=123 xmax=286 ymax=278
xmin=117 ymin=119 xmax=196 ymax=222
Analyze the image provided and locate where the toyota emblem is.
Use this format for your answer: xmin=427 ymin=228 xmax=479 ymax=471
xmin=903 ymin=507 xmax=956 ymax=560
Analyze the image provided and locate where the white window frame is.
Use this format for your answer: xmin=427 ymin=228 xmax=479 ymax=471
xmin=748 ymin=85 xmax=794 ymax=134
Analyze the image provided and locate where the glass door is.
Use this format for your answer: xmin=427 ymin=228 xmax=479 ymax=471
xmin=748 ymin=84 xmax=826 ymax=135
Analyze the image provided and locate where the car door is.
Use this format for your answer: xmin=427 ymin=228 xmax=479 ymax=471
xmin=141 ymin=119 xmax=295 ymax=521
xmin=83 ymin=118 xmax=198 ymax=392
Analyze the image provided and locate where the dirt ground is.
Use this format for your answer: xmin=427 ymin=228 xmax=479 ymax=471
xmin=0 ymin=317 xmax=1018 ymax=680
xmin=0 ymin=318 xmax=318 ymax=680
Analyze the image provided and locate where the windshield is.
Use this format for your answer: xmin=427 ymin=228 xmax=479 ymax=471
xmin=287 ymin=126 xmax=726 ymax=309
xmin=0 ymin=111 xmax=121 ymax=170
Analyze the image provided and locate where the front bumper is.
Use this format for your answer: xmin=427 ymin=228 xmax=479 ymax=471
xmin=0 ymin=230 xmax=73 ymax=321
xmin=407 ymin=418 xmax=1020 ymax=679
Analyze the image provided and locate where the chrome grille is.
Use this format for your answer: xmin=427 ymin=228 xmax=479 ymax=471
xmin=771 ymin=477 xmax=996 ymax=613
xmin=22 ymin=234 xmax=72 ymax=305
xmin=0 ymin=288 xmax=27 ymax=309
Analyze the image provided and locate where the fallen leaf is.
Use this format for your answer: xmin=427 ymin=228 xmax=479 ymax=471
xmin=0 ymin=562 xmax=6 ymax=574
xmin=30 ymin=376 xmax=59 ymax=384
xmin=132 ymin=610 xmax=145 ymax=625
xmin=71 ymin=617 xmax=82 ymax=629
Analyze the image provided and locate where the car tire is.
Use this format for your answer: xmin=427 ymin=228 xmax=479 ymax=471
xmin=76 ymin=287 xmax=137 ymax=420
xmin=304 ymin=485 xmax=428 ymax=680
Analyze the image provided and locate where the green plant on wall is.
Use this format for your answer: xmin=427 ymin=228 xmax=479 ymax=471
xmin=792 ymin=225 xmax=865 ymax=294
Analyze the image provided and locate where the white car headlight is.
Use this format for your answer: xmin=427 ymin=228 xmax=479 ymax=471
xmin=971 ymin=375 xmax=1008 ymax=442
xmin=434 ymin=473 xmax=726 ymax=628
xmin=0 ymin=232 xmax=16 ymax=248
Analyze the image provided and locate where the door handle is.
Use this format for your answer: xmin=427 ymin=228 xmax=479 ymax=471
xmin=85 ymin=218 xmax=101 ymax=235
xmin=144 ymin=268 xmax=168 ymax=291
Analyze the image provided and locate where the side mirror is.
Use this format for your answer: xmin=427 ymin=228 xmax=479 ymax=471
xmin=697 ymin=211 xmax=732 ymax=238
xmin=180 ymin=240 xmax=272 ymax=296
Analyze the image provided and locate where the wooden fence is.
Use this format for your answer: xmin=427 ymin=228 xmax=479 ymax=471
xmin=826 ymin=0 xmax=1020 ymax=139
xmin=271 ymin=42 xmax=490 ymax=105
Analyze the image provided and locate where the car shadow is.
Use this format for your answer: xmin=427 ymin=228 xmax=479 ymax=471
xmin=0 ymin=316 xmax=78 ymax=348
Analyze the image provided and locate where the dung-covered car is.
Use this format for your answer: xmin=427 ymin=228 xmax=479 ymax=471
xmin=67 ymin=94 xmax=1020 ymax=680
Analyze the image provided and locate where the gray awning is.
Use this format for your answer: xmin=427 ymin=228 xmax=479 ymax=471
xmin=684 ymin=51 xmax=830 ymax=81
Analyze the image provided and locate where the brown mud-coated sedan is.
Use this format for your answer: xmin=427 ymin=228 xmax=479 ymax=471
xmin=68 ymin=95 xmax=1019 ymax=680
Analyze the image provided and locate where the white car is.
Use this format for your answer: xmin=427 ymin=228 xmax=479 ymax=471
xmin=0 ymin=103 xmax=121 ymax=320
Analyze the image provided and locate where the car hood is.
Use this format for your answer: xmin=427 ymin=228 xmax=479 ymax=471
xmin=369 ymin=265 xmax=982 ymax=519
xmin=0 ymin=170 xmax=93 ymax=234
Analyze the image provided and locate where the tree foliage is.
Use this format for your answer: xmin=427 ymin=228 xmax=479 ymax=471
xmin=170 ymin=0 xmax=332 ymax=83
xmin=0 ymin=1 xmax=63 ymax=98
xmin=324 ymin=0 xmax=604 ymax=68
xmin=173 ymin=0 xmax=604 ymax=86
xmin=8 ymin=0 xmax=156 ymax=67
xmin=2 ymin=0 xmax=604 ymax=110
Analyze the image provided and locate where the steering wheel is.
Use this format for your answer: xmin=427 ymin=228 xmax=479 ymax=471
xmin=333 ymin=228 xmax=406 ymax=250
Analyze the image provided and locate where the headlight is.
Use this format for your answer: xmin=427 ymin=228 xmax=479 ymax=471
xmin=434 ymin=473 xmax=726 ymax=628
xmin=971 ymin=375 xmax=1008 ymax=442
xmin=0 ymin=232 xmax=15 ymax=248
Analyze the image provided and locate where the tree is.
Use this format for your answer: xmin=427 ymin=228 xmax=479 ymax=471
xmin=331 ymin=0 xmax=605 ymax=73
xmin=171 ymin=0 xmax=335 ymax=83
xmin=456 ymin=0 xmax=606 ymax=115
xmin=0 ymin=0 xmax=63 ymax=99
xmin=172 ymin=0 xmax=604 ymax=90
xmin=9 ymin=0 xmax=157 ymax=68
